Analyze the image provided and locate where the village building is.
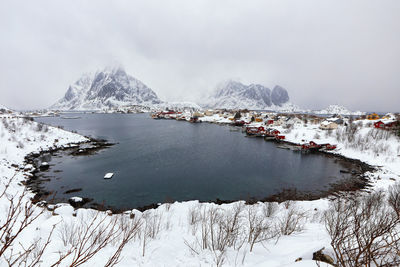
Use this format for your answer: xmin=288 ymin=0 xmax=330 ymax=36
xmin=374 ymin=120 xmax=397 ymax=129
xmin=319 ymin=120 xmax=338 ymax=130
xmin=367 ymin=113 xmax=380 ymax=120
xmin=326 ymin=117 xmax=344 ymax=125
xmin=204 ymin=110 xmax=214 ymax=116
xmin=192 ymin=111 xmax=204 ymax=117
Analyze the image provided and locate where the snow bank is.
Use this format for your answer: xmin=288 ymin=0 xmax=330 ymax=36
xmin=314 ymin=104 xmax=365 ymax=116
xmin=0 ymin=114 xmax=399 ymax=266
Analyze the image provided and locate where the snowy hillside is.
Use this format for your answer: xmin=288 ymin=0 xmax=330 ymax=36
xmin=157 ymin=101 xmax=202 ymax=111
xmin=314 ymin=105 xmax=365 ymax=116
xmin=51 ymin=66 xmax=161 ymax=110
xmin=0 ymin=104 xmax=12 ymax=113
xmin=204 ymin=81 xmax=293 ymax=110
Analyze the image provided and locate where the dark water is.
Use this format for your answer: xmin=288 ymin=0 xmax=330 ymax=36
xmin=35 ymin=113 xmax=354 ymax=209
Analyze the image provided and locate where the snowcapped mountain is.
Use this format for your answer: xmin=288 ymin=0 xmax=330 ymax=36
xmin=204 ymin=80 xmax=292 ymax=110
xmin=51 ymin=67 xmax=161 ymax=110
xmin=0 ymin=104 xmax=12 ymax=113
xmin=314 ymin=105 xmax=365 ymax=116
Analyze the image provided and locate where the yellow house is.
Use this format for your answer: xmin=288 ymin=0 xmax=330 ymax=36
xmin=367 ymin=113 xmax=380 ymax=120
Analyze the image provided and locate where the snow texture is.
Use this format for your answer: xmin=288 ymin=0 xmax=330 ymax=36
xmin=0 ymin=112 xmax=399 ymax=266
xmin=104 ymin=172 xmax=114 ymax=179
xmin=314 ymin=104 xmax=366 ymax=116
xmin=204 ymin=80 xmax=292 ymax=110
xmin=51 ymin=66 xmax=161 ymax=110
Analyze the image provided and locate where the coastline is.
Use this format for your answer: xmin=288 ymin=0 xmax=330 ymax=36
xmin=28 ymin=114 xmax=375 ymax=213
xmin=1 ymin=114 xmax=399 ymax=266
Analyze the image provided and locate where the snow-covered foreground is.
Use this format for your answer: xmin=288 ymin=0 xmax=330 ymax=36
xmin=0 ymin=114 xmax=399 ymax=266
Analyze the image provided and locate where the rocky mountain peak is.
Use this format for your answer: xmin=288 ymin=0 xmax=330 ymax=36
xmin=271 ymin=85 xmax=290 ymax=106
xmin=51 ymin=66 xmax=161 ymax=110
xmin=205 ymin=80 xmax=290 ymax=110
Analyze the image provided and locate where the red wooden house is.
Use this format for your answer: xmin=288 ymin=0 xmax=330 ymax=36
xmin=374 ymin=120 xmax=397 ymax=129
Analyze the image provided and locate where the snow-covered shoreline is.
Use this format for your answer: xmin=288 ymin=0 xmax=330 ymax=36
xmin=1 ymin=113 xmax=399 ymax=266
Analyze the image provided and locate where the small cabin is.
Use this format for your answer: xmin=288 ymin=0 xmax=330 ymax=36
xmin=192 ymin=111 xmax=204 ymax=117
xmin=381 ymin=113 xmax=396 ymax=120
xmin=204 ymin=110 xmax=214 ymax=116
xmin=374 ymin=120 xmax=397 ymax=129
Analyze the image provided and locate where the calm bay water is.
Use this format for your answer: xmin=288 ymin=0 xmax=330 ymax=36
xmin=35 ymin=113 xmax=353 ymax=209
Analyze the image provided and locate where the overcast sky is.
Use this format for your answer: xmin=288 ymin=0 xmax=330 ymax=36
xmin=1 ymin=0 xmax=399 ymax=112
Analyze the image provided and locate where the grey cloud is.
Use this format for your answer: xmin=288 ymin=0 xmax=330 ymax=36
xmin=0 ymin=0 xmax=399 ymax=112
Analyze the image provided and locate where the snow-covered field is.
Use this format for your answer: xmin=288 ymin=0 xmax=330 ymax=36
xmin=0 ymin=113 xmax=399 ymax=266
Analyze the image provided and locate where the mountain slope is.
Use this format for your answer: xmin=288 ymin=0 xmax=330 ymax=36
xmin=314 ymin=105 xmax=366 ymax=116
xmin=204 ymin=81 xmax=291 ymax=110
xmin=51 ymin=67 xmax=161 ymax=110
xmin=0 ymin=104 xmax=12 ymax=113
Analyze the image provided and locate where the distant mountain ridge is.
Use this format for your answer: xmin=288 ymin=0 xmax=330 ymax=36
xmin=204 ymin=80 xmax=290 ymax=110
xmin=51 ymin=67 xmax=161 ymax=110
xmin=52 ymin=68 xmax=365 ymax=114
xmin=314 ymin=105 xmax=366 ymax=116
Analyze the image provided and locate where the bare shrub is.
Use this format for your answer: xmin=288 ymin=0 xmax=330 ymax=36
xmin=0 ymin=175 xmax=140 ymax=267
xmin=389 ymin=183 xmax=400 ymax=214
xmin=199 ymin=206 xmax=227 ymax=266
xmin=141 ymin=210 xmax=163 ymax=256
xmin=186 ymin=205 xmax=243 ymax=266
xmin=278 ymin=205 xmax=307 ymax=236
xmin=104 ymin=216 xmax=142 ymax=267
xmin=17 ymin=141 xmax=25 ymax=149
xmin=53 ymin=211 xmax=140 ymax=266
xmin=262 ymin=202 xmax=278 ymax=218
xmin=188 ymin=204 xmax=202 ymax=235
xmin=324 ymin=129 xmax=333 ymax=138
xmin=36 ymin=123 xmax=44 ymax=132
xmin=246 ymin=205 xmax=276 ymax=252
xmin=58 ymin=220 xmax=79 ymax=247
xmin=335 ymin=124 xmax=397 ymax=156
xmin=186 ymin=203 xmax=280 ymax=265
xmin=283 ymin=200 xmax=293 ymax=209
xmin=2 ymin=118 xmax=9 ymax=130
xmin=0 ymin=176 xmax=46 ymax=265
xmin=324 ymin=190 xmax=400 ymax=266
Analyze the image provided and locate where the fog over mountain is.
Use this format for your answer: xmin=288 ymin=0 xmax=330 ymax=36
xmin=205 ymin=81 xmax=291 ymax=110
xmin=52 ymin=67 xmax=161 ymax=110
xmin=51 ymin=67 xmax=295 ymax=111
xmin=1 ymin=0 xmax=400 ymax=112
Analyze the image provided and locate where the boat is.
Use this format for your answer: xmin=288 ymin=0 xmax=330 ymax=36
xmin=320 ymin=143 xmax=337 ymax=151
